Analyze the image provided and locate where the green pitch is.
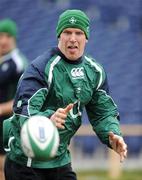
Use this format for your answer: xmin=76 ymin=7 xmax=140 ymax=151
xmin=77 ymin=170 xmax=142 ymax=180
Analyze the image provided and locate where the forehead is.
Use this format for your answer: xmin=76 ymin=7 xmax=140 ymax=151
xmin=0 ymin=32 xmax=13 ymax=38
xmin=62 ymin=28 xmax=84 ymax=33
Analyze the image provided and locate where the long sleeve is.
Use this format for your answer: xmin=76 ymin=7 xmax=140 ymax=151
xmin=85 ymin=73 xmax=122 ymax=147
xmin=13 ymin=58 xmax=55 ymax=124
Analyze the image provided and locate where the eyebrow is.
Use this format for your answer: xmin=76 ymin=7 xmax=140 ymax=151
xmin=63 ymin=30 xmax=84 ymax=34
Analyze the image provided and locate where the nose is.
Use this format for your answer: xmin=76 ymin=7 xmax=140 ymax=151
xmin=69 ymin=33 xmax=77 ymax=42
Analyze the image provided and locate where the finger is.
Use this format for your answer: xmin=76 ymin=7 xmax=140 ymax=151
xmin=120 ymin=153 xmax=124 ymax=162
xmin=55 ymin=122 xmax=65 ymax=129
xmin=116 ymin=139 xmax=125 ymax=154
xmin=57 ymin=108 xmax=66 ymax=113
xmin=124 ymin=150 xmax=127 ymax=158
xmin=111 ymin=138 xmax=124 ymax=153
xmin=117 ymin=138 xmax=124 ymax=149
xmin=121 ymin=144 xmax=127 ymax=158
xmin=109 ymin=132 xmax=117 ymax=146
xmin=56 ymin=112 xmax=67 ymax=119
xmin=109 ymin=132 xmax=117 ymax=149
xmin=117 ymin=139 xmax=127 ymax=152
xmin=118 ymin=144 xmax=127 ymax=162
xmin=111 ymin=139 xmax=118 ymax=151
xmin=123 ymin=150 xmax=127 ymax=159
xmin=64 ymin=103 xmax=74 ymax=114
xmin=50 ymin=115 xmax=65 ymax=125
xmin=120 ymin=151 xmax=126 ymax=163
xmin=109 ymin=131 xmax=115 ymax=141
xmin=56 ymin=118 xmax=65 ymax=124
xmin=109 ymin=132 xmax=124 ymax=149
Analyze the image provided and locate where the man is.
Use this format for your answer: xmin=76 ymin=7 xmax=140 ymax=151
xmin=0 ymin=19 xmax=28 ymax=179
xmin=4 ymin=10 xmax=127 ymax=180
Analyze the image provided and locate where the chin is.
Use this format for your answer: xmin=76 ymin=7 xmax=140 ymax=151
xmin=1 ymin=51 xmax=9 ymax=56
xmin=1 ymin=48 xmax=11 ymax=55
xmin=68 ymin=56 xmax=78 ymax=60
xmin=67 ymin=53 xmax=80 ymax=60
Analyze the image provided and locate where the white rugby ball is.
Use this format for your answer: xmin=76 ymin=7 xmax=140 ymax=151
xmin=20 ymin=115 xmax=59 ymax=161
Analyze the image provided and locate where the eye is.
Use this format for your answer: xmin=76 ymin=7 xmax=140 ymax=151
xmin=76 ymin=31 xmax=84 ymax=36
xmin=63 ymin=31 xmax=71 ymax=35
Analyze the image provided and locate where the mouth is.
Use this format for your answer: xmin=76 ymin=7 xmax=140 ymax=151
xmin=68 ymin=45 xmax=78 ymax=49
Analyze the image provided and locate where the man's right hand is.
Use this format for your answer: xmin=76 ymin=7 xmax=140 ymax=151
xmin=50 ymin=104 xmax=73 ymax=129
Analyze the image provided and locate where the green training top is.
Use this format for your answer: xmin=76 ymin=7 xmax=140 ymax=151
xmin=3 ymin=47 xmax=121 ymax=168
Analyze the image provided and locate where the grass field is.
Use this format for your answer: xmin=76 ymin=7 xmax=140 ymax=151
xmin=77 ymin=170 xmax=142 ymax=180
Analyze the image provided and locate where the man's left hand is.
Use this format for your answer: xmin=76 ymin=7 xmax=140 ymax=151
xmin=109 ymin=132 xmax=127 ymax=162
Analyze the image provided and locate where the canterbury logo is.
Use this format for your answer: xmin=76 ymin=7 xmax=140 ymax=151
xmin=71 ymin=67 xmax=84 ymax=78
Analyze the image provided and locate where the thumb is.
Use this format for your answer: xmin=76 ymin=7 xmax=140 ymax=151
xmin=109 ymin=131 xmax=115 ymax=140
xmin=64 ymin=103 xmax=74 ymax=114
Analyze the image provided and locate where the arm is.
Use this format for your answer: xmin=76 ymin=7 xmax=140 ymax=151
xmin=0 ymin=59 xmax=18 ymax=85
xmin=13 ymin=61 xmax=55 ymax=123
xmin=86 ymin=73 xmax=127 ymax=161
xmin=14 ymin=60 xmax=73 ymax=128
xmin=0 ymin=59 xmax=20 ymax=116
xmin=0 ymin=100 xmax=13 ymax=116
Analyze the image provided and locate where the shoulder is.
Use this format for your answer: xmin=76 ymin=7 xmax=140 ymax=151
xmin=84 ymin=54 xmax=106 ymax=89
xmin=10 ymin=48 xmax=28 ymax=73
xmin=23 ymin=48 xmax=60 ymax=79
xmin=32 ymin=48 xmax=59 ymax=67
xmin=31 ymin=48 xmax=61 ymax=75
xmin=84 ymin=54 xmax=105 ymax=73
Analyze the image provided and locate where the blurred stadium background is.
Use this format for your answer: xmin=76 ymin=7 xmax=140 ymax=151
xmin=1 ymin=0 xmax=142 ymax=179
